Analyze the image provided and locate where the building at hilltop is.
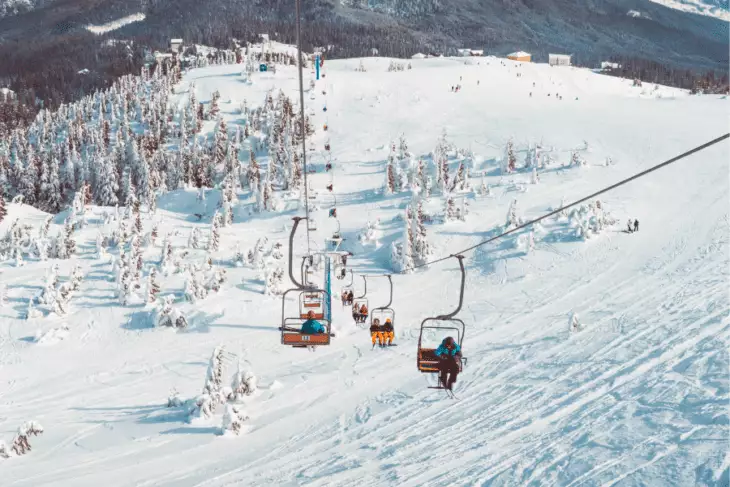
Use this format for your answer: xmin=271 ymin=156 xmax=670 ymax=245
xmin=549 ymin=54 xmax=572 ymax=66
xmin=507 ymin=51 xmax=531 ymax=62
xmin=170 ymin=39 xmax=183 ymax=54
xmin=457 ymin=49 xmax=484 ymax=57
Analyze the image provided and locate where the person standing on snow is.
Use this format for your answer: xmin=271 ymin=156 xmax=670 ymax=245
xmin=301 ymin=310 xmax=325 ymax=334
xmin=435 ymin=336 xmax=462 ymax=390
xmin=627 ymin=219 xmax=634 ymax=233
xmin=634 ymin=219 xmax=639 ymax=232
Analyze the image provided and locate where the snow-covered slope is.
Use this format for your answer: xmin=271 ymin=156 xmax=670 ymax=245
xmin=1 ymin=55 xmax=728 ymax=486
xmin=646 ymin=0 xmax=729 ymax=21
xmin=85 ymin=13 xmax=145 ymax=35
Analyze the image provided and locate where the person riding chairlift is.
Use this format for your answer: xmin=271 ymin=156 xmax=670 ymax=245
xmin=382 ymin=318 xmax=394 ymax=346
xmin=358 ymin=303 xmax=368 ymax=323
xmin=326 ymin=184 xmax=333 ymax=192
xmin=370 ymin=318 xmax=383 ymax=346
xmin=326 ymin=163 xmax=332 ymax=172
xmin=329 ymin=208 xmax=337 ymax=218
xmin=434 ymin=336 xmax=462 ymax=390
xmin=300 ymin=310 xmax=325 ymax=334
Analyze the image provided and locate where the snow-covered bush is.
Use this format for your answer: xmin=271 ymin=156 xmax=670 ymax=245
xmin=154 ymin=295 xmax=188 ymax=328
xmin=2 ymin=421 xmax=45 ymax=457
xmin=230 ymin=361 xmax=257 ymax=401
xmin=221 ymin=404 xmax=249 ymax=436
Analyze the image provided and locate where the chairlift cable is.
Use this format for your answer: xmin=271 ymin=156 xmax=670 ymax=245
xmin=402 ymin=133 xmax=729 ymax=273
xmin=295 ymin=0 xmax=311 ymax=255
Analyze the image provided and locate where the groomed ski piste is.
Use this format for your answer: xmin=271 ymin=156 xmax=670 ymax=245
xmin=1 ymin=45 xmax=728 ymax=486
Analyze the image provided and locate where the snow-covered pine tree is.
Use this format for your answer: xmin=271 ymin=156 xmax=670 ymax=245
xmin=203 ymin=346 xmax=226 ymax=407
xmin=0 ymin=193 xmax=6 ymax=224
xmin=505 ymin=199 xmax=519 ymax=229
xmin=264 ymin=266 xmax=284 ymax=295
xmin=10 ymin=421 xmax=44 ymax=456
xmin=95 ymin=153 xmax=119 ymax=206
xmin=213 ymin=116 xmax=228 ymax=169
xmin=221 ymin=404 xmax=249 ymax=435
xmin=444 ymin=197 xmax=456 ymax=221
xmin=384 ymin=152 xmax=396 ymax=195
xmin=70 ymin=265 xmax=83 ymax=292
xmin=230 ymin=361 xmax=257 ymax=400
xmin=531 ymin=167 xmax=539 ymax=184
xmin=147 ymin=267 xmax=161 ymax=304
xmin=188 ymin=227 xmax=201 ymax=249
xmin=451 ymin=161 xmax=465 ymax=192
xmin=155 ymin=295 xmax=188 ymax=328
xmin=208 ymin=90 xmax=221 ymax=120
xmin=59 ymin=218 xmax=75 ymax=258
xmin=0 ymin=283 xmax=7 ymax=307
xmin=504 ymin=139 xmax=517 ymax=174
xmin=234 ymin=242 xmax=245 ymax=267
xmin=208 ymin=212 xmax=221 ymax=251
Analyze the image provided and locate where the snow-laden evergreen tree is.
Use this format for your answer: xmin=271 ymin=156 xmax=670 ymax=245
xmin=208 ymin=212 xmax=221 ymax=251
xmin=264 ymin=266 xmax=285 ymax=295
xmin=531 ymin=167 xmax=539 ymax=184
xmin=233 ymin=242 xmax=245 ymax=267
xmin=146 ymin=267 xmax=161 ymax=304
xmin=221 ymin=405 xmax=249 ymax=436
xmin=188 ymin=227 xmax=201 ymax=249
xmin=384 ymin=149 xmax=397 ymax=195
xmin=213 ymin=116 xmax=229 ymax=168
xmin=208 ymin=90 xmax=221 ymax=120
xmin=0 ymin=193 xmax=6 ymax=224
xmin=70 ymin=264 xmax=83 ymax=292
xmin=184 ymin=267 xmax=207 ymax=303
xmin=230 ymin=361 xmax=257 ymax=400
xmin=505 ymin=199 xmax=520 ymax=229
xmin=189 ymin=393 xmax=213 ymax=421
xmin=444 ymin=197 xmax=456 ymax=221
xmin=451 ymin=161 xmax=466 ymax=192
xmin=9 ymin=421 xmax=44 ymax=456
xmin=203 ymin=346 xmax=227 ymax=407
xmin=57 ymin=218 xmax=75 ymax=259
xmin=503 ymin=138 xmax=517 ymax=174
xmin=95 ymin=153 xmax=119 ymax=206
xmin=155 ymin=295 xmax=188 ymax=328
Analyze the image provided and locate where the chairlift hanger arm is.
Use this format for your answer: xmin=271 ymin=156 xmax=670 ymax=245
xmin=435 ymin=255 xmax=465 ymax=320
xmin=288 ymin=217 xmax=307 ymax=289
xmin=356 ymin=275 xmax=367 ymax=299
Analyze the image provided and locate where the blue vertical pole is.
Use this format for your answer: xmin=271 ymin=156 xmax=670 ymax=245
xmin=316 ymin=55 xmax=320 ymax=80
xmin=324 ymin=256 xmax=332 ymax=322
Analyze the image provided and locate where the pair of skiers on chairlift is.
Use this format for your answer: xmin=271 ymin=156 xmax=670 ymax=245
xmin=370 ymin=317 xmax=394 ymax=347
xmin=352 ymin=303 xmax=368 ymax=323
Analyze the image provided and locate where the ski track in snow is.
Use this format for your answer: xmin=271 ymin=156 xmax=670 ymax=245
xmin=0 ymin=54 xmax=728 ymax=486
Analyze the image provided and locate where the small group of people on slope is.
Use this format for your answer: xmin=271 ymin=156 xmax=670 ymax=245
xmin=370 ymin=318 xmax=395 ymax=347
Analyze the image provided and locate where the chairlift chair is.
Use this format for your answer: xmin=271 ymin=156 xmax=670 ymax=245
xmin=281 ymin=289 xmax=332 ymax=347
xmin=370 ymin=275 xmax=396 ymax=346
xmin=280 ymin=217 xmax=334 ymax=348
xmin=417 ymin=256 xmax=468 ymax=379
xmin=351 ymin=275 xmax=369 ymax=327
xmin=340 ymin=270 xmax=354 ymax=305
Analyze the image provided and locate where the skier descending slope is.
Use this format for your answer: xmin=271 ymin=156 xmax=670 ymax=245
xmin=435 ymin=337 xmax=462 ymax=390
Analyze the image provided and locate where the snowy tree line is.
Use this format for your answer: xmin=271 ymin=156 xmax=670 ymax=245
xmin=0 ymin=46 xmax=314 ymax=223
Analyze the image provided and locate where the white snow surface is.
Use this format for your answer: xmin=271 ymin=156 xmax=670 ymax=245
xmin=85 ymin=13 xmax=145 ymax=35
xmin=1 ymin=55 xmax=729 ymax=486
xmin=646 ymin=0 xmax=730 ymax=21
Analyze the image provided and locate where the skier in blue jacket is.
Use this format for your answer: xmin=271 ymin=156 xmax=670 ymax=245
xmin=301 ymin=310 xmax=326 ymax=334
xmin=434 ymin=336 xmax=462 ymax=390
